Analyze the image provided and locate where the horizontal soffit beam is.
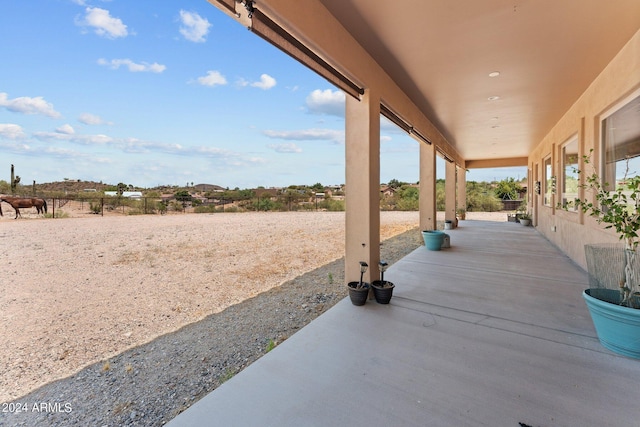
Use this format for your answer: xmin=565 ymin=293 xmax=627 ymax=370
xmin=250 ymin=9 xmax=364 ymax=100
xmin=465 ymin=157 xmax=528 ymax=169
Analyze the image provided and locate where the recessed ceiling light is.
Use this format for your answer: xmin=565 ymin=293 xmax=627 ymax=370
xmin=492 ymin=125 xmax=500 ymax=128
xmin=488 ymin=96 xmax=500 ymax=101
xmin=491 ymin=117 xmax=499 ymax=121
xmin=489 ymin=71 xmax=500 ymax=77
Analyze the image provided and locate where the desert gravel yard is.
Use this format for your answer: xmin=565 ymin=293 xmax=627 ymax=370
xmin=0 ymin=211 xmax=420 ymax=403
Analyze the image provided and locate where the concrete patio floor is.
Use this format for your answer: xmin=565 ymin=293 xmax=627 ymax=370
xmin=167 ymin=220 xmax=640 ymax=427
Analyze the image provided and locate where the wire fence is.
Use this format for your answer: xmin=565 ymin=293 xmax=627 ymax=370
xmin=0 ymin=195 xmax=344 ymax=219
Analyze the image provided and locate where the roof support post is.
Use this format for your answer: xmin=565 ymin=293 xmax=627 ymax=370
xmin=445 ymin=159 xmax=457 ymax=224
xmin=345 ymin=89 xmax=380 ymax=284
xmin=457 ymin=166 xmax=467 ymax=217
xmin=419 ymin=141 xmax=436 ymax=231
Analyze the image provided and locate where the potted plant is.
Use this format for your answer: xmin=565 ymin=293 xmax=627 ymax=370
xmin=567 ymin=151 xmax=640 ymax=358
xmin=372 ymin=261 xmax=395 ymax=304
xmin=421 ymin=229 xmax=445 ymax=251
xmin=519 ymin=212 xmax=531 ymax=226
xmin=456 ymin=208 xmax=466 ymax=221
xmin=347 ymin=261 xmax=370 ymax=306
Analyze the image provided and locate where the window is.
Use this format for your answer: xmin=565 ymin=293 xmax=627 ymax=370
xmin=544 ymin=156 xmax=553 ymax=206
xmin=561 ymin=137 xmax=579 ymax=210
xmin=601 ymin=93 xmax=640 ymax=191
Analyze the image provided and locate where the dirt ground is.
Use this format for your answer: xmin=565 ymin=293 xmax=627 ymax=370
xmin=0 ymin=207 xmax=505 ymax=402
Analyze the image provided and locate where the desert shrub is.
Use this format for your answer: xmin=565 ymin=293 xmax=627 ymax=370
xmin=396 ymin=197 xmax=419 ymax=211
xmin=194 ymin=205 xmax=217 ymax=214
xmin=44 ymin=211 xmax=69 ymax=219
xmin=89 ymin=201 xmax=102 ymax=214
xmin=169 ymin=200 xmax=185 ymax=212
xmin=466 ymin=193 xmax=503 ymax=211
xmin=321 ymin=199 xmax=345 ymax=211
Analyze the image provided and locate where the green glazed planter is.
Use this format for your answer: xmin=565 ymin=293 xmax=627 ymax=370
xmin=583 ymin=289 xmax=640 ymax=359
xmin=422 ymin=230 xmax=445 ymax=251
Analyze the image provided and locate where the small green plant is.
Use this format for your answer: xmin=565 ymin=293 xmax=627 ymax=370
xmin=220 ymin=368 xmax=235 ymax=383
xmin=327 ymin=272 xmax=334 ymax=284
xmin=266 ymin=339 xmax=276 ymax=353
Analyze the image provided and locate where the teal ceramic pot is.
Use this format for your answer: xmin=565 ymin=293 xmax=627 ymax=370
xmin=583 ymin=289 xmax=640 ymax=359
xmin=422 ymin=230 xmax=445 ymax=251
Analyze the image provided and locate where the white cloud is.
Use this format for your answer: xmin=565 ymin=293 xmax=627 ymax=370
xmin=268 ymin=143 xmax=302 ymax=153
xmin=237 ymin=74 xmax=277 ymax=90
xmin=79 ymin=113 xmax=111 ymax=125
xmin=33 ymin=131 xmax=113 ymax=146
xmin=78 ymin=7 xmax=128 ymax=39
xmin=0 ymin=92 xmax=61 ymax=118
xmin=306 ymin=89 xmax=345 ymax=116
xmin=98 ymin=58 xmax=166 ymax=73
xmin=0 ymin=123 xmax=25 ymax=140
xmin=179 ymin=10 xmax=211 ymax=43
xmin=56 ymin=124 xmax=75 ymax=135
xmin=263 ymin=128 xmax=344 ymax=144
xmin=196 ymin=70 xmax=227 ymax=87
xmin=251 ymin=74 xmax=276 ymax=90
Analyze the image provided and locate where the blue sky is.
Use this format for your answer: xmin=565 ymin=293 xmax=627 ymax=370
xmin=0 ymin=0 xmax=525 ymax=189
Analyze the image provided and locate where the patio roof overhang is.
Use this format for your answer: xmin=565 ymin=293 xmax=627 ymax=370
xmin=207 ymin=0 xmax=640 ymax=167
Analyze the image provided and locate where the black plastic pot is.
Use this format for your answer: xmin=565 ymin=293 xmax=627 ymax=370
xmin=347 ymin=281 xmax=370 ymax=306
xmin=372 ymin=280 xmax=395 ymax=304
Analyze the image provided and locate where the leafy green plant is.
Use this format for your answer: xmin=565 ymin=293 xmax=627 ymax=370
xmin=565 ymin=150 xmax=639 ymax=307
xmin=569 ymin=151 xmax=639 ymax=250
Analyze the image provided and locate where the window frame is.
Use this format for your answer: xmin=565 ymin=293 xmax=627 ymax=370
xmin=560 ymin=135 xmax=579 ymax=211
xmin=543 ymin=155 xmax=553 ymax=207
xmin=599 ymin=89 xmax=640 ymax=191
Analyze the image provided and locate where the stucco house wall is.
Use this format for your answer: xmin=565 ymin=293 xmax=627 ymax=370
xmin=529 ymin=29 xmax=640 ymax=268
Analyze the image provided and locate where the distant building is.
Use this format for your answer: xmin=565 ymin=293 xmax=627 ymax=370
xmin=104 ymin=191 xmax=143 ymax=199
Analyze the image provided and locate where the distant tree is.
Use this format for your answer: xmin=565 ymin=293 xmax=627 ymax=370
xmin=494 ymin=178 xmax=523 ymax=200
xmin=396 ymin=185 xmax=420 ymax=211
xmin=253 ymin=197 xmax=275 ymax=211
xmin=175 ymin=190 xmax=192 ymax=202
xmin=387 ymin=179 xmax=405 ymax=189
xmin=435 ymin=179 xmax=445 ymax=211
xmin=466 ymin=181 xmax=503 ymax=211
xmin=310 ymin=182 xmax=324 ymax=192
xmin=279 ymin=188 xmax=305 ymax=211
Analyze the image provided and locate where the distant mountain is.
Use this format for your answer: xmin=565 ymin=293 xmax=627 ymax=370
xmin=192 ymin=183 xmax=226 ymax=192
xmin=32 ymin=180 xmax=111 ymax=193
xmin=24 ymin=181 xmax=228 ymax=195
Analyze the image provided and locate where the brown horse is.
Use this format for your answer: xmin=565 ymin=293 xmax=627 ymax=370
xmin=0 ymin=196 xmax=48 ymax=219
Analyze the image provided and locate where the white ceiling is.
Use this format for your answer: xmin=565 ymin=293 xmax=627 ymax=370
xmin=317 ymin=0 xmax=640 ymax=162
